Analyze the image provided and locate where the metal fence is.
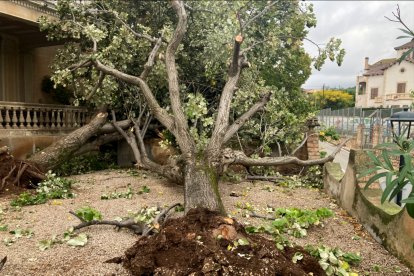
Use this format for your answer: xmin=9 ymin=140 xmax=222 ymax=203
xmin=317 ymin=107 xmax=405 ymax=148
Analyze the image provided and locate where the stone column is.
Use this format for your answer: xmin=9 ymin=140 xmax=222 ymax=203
xmin=355 ymin=123 xmax=365 ymax=149
xmin=306 ymin=117 xmax=320 ymax=160
xmin=371 ymin=124 xmax=382 ymax=148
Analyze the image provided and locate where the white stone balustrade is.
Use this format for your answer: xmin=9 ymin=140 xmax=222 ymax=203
xmin=0 ymin=101 xmax=91 ymax=131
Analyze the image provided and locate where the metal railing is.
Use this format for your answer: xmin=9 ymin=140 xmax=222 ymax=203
xmin=0 ymin=101 xmax=90 ymax=131
xmin=317 ymin=107 xmax=405 ymax=148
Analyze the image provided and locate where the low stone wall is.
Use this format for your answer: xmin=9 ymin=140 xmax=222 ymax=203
xmin=324 ymin=150 xmax=414 ymax=270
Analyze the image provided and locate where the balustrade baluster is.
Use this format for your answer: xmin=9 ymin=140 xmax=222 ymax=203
xmin=51 ymin=110 xmax=56 ymax=128
xmin=62 ymin=110 xmax=66 ymax=128
xmin=26 ymin=108 xmax=32 ymax=128
xmin=32 ymin=109 xmax=38 ymax=128
xmin=19 ymin=107 xmax=25 ymax=128
xmin=77 ymin=111 xmax=81 ymax=127
xmin=56 ymin=110 xmax=62 ymax=128
xmin=5 ymin=108 xmax=11 ymax=129
xmin=11 ymin=108 xmax=18 ymax=128
xmin=67 ymin=110 xmax=73 ymax=128
xmin=0 ymin=107 xmax=4 ymax=129
xmin=44 ymin=109 xmax=50 ymax=128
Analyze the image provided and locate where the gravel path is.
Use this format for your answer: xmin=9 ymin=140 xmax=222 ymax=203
xmin=0 ymin=169 xmax=412 ymax=275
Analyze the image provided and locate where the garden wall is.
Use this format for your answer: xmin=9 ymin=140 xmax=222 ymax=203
xmin=323 ymin=150 xmax=414 ymax=270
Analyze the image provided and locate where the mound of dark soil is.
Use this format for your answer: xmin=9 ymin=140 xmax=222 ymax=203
xmin=122 ymin=208 xmax=326 ymax=275
xmin=0 ymin=148 xmax=43 ymax=194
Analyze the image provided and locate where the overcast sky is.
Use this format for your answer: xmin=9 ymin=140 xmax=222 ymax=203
xmin=302 ymin=1 xmax=414 ymax=90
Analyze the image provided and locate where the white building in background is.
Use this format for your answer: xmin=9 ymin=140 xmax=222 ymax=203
xmin=355 ymin=40 xmax=414 ymax=108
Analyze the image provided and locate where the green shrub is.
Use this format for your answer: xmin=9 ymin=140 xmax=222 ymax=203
xmin=55 ymin=150 xmax=117 ymax=176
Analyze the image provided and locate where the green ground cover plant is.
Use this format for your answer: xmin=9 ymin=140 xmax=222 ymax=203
xmin=10 ymin=172 xmax=74 ymax=207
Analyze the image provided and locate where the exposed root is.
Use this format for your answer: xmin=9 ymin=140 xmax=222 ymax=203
xmin=0 ymin=149 xmax=45 ymax=193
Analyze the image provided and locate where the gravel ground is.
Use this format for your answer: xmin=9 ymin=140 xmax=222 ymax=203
xmin=0 ymin=169 xmax=412 ymax=276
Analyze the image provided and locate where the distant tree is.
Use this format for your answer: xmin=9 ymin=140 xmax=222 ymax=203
xmin=310 ymin=89 xmax=354 ymax=110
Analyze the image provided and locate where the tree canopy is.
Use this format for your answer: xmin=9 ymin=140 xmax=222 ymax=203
xmin=39 ymin=0 xmax=345 ymax=213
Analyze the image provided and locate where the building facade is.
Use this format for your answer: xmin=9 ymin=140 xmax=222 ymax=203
xmin=355 ymin=40 xmax=414 ymax=108
xmin=0 ymin=1 xmax=90 ymax=159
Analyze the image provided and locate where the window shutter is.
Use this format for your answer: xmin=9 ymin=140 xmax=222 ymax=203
xmin=370 ymin=88 xmax=378 ymax=99
xmin=397 ymin=83 xmax=406 ymax=94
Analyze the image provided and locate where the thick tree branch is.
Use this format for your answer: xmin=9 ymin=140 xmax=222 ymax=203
xmin=223 ymin=92 xmax=272 ymax=144
xmin=166 ymin=0 xmax=194 ymax=156
xmin=207 ymin=35 xmax=245 ymax=158
xmin=99 ymin=119 xmax=132 ymax=134
xmin=28 ymin=112 xmax=108 ymax=170
xmin=74 ymin=132 xmax=123 ymax=156
xmin=223 ymin=138 xmax=350 ymax=167
xmin=93 ymin=60 xmax=174 ymax=131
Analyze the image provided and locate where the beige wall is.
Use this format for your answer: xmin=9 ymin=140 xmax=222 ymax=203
xmin=365 ymin=75 xmax=384 ymax=108
xmin=0 ymin=33 xmax=59 ymax=103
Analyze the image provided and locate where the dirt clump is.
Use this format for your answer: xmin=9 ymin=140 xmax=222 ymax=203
xmin=122 ymin=207 xmax=326 ymax=275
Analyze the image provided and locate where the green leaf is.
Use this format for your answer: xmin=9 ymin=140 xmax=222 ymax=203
xmin=398 ymin=28 xmax=414 ymax=36
xmin=364 ymin=172 xmax=388 ymax=189
xmin=398 ymin=48 xmax=414 ymax=63
xmin=358 ymin=166 xmax=381 ymax=178
xmin=38 ymin=239 xmax=54 ymax=251
xmin=75 ymin=207 xmax=102 ymax=222
xmin=381 ymin=172 xmax=397 ymax=204
xmin=396 ymin=35 xmax=412 ymax=39
xmin=366 ymin=151 xmax=382 ymax=167
xmin=382 ymin=151 xmax=393 ymax=171
xmin=401 ymin=197 xmax=414 ymax=204
xmin=67 ymin=233 xmax=88 ymax=247
xmin=0 ymin=225 xmax=8 ymax=231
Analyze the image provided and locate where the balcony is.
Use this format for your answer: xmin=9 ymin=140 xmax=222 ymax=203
xmin=385 ymin=93 xmax=412 ymax=101
xmin=0 ymin=101 xmax=91 ymax=135
xmin=374 ymin=96 xmax=383 ymax=103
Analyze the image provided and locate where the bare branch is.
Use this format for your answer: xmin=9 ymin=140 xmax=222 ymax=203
xmin=69 ymin=211 xmax=145 ymax=234
xmin=290 ymin=133 xmax=311 ymax=156
xmin=224 ymin=138 xmax=351 ymax=167
xmin=141 ymin=35 xmax=163 ymax=79
xmin=223 ymin=92 xmax=272 ymax=144
xmin=242 ymin=1 xmax=278 ymax=30
xmin=85 ymin=71 xmax=105 ymax=101
xmin=385 ymin=5 xmax=414 ymax=36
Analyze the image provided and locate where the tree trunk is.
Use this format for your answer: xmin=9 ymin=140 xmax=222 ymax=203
xmin=183 ymin=161 xmax=225 ymax=214
xmin=28 ymin=112 xmax=108 ymax=170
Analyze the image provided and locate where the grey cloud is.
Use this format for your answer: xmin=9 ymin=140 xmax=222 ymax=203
xmin=303 ymin=1 xmax=414 ymax=89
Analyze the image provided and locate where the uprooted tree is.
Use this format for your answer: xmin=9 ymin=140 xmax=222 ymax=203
xmin=21 ymin=0 xmax=346 ymax=214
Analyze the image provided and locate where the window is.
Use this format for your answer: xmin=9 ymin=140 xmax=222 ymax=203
xmin=397 ymin=83 xmax=406 ymax=94
xmin=358 ymin=82 xmax=366 ymax=95
xmin=370 ymin=88 xmax=378 ymax=99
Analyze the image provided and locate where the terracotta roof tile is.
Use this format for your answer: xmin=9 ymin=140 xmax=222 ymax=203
xmin=395 ymin=39 xmax=414 ymax=50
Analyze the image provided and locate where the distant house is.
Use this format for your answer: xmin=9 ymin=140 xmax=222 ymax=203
xmin=355 ymin=40 xmax=414 ymax=108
